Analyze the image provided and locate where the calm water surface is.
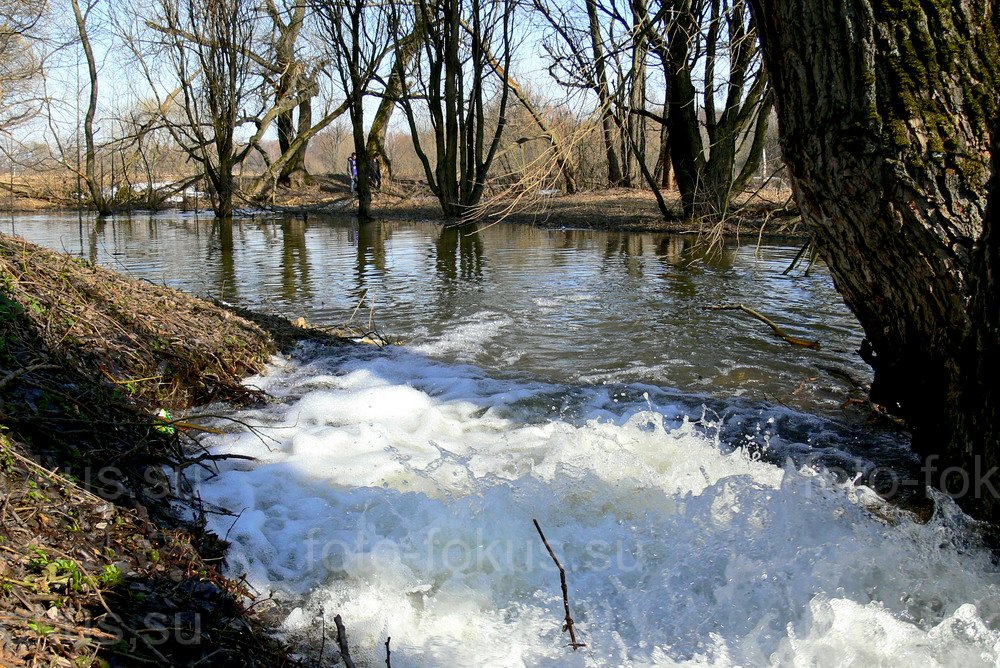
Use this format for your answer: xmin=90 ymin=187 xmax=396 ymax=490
xmin=6 ymin=211 xmax=869 ymax=417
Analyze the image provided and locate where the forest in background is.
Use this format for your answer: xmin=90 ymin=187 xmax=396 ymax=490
xmin=1 ymin=0 xmax=783 ymax=220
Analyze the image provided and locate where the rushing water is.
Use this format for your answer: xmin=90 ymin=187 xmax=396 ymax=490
xmin=8 ymin=212 xmax=1000 ymax=665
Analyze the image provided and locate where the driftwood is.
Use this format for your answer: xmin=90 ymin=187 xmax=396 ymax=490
xmin=334 ymin=614 xmax=357 ymax=668
xmin=703 ymin=303 xmax=821 ymax=349
xmin=532 ymin=519 xmax=586 ymax=651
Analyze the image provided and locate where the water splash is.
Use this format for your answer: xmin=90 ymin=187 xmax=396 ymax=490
xmin=195 ymin=345 xmax=1000 ymax=666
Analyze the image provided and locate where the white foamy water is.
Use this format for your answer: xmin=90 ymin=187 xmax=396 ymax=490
xmin=410 ymin=310 xmax=515 ymax=360
xmin=194 ymin=344 xmax=1000 ymax=666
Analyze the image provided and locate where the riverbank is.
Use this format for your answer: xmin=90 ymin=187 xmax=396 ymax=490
xmin=3 ymin=176 xmax=804 ymax=239
xmin=0 ymin=233 xmax=349 ymax=666
xmin=270 ymin=177 xmax=805 ymax=239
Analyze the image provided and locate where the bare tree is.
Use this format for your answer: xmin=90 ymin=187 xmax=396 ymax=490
xmin=313 ymin=0 xmax=389 ymax=219
xmin=69 ymin=0 xmax=110 ymax=214
xmin=662 ymin=0 xmax=772 ymax=219
xmin=534 ymin=0 xmax=625 ymax=187
xmin=390 ymin=0 xmax=515 ymax=218
xmin=533 ymin=0 xmax=772 ymax=219
xmin=141 ymin=0 xmax=263 ymax=218
xmin=263 ymin=0 xmax=323 ymax=187
xmin=1 ymin=0 xmax=46 ymax=131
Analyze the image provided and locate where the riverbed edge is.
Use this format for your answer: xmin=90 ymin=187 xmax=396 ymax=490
xmin=3 ymin=183 xmax=808 ymax=241
xmin=0 ymin=232 xmax=351 ymax=666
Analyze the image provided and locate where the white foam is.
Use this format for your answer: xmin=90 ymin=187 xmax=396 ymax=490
xmin=410 ymin=310 xmax=514 ymax=360
xmin=195 ymin=347 xmax=1000 ymax=666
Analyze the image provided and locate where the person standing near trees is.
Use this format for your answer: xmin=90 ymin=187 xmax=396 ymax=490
xmin=347 ymin=152 xmax=358 ymax=193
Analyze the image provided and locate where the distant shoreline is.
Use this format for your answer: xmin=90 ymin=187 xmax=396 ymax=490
xmin=2 ymin=177 xmax=808 ymax=241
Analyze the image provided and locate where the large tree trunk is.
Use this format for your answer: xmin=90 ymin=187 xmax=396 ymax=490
xmin=666 ymin=3 xmax=704 ymax=219
xmin=749 ymin=0 xmax=1000 ymax=519
xmin=366 ymin=26 xmax=422 ymax=179
xmin=279 ymin=95 xmax=312 ymax=187
xmin=270 ymin=0 xmax=310 ymax=189
xmin=967 ymin=144 xmax=1000 ymax=516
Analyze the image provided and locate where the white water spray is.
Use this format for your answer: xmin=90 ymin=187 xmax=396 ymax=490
xmin=195 ymin=345 xmax=1000 ymax=666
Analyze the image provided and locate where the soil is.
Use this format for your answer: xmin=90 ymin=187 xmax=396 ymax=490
xmin=0 ymin=233 xmax=355 ymax=667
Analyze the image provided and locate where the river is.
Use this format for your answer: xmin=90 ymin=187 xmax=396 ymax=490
xmin=8 ymin=212 xmax=1000 ymax=666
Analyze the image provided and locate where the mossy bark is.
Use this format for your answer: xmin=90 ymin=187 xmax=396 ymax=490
xmin=749 ymin=0 xmax=1000 ymax=520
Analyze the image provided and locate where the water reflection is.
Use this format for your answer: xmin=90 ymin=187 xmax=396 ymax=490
xmin=353 ymin=220 xmax=389 ymax=287
xmin=602 ymin=232 xmax=647 ymax=278
xmin=6 ymin=212 xmax=870 ymax=416
xmin=280 ymin=217 xmax=311 ymax=302
xmin=434 ymin=224 xmax=484 ymax=283
xmin=209 ymin=219 xmax=238 ymax=301
xmin=87 ymin=216 xmax=105 ymax=261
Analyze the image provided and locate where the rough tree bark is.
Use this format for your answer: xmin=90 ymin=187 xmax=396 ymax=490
xmin=748 ymin=0 xmax=1000 ymax=520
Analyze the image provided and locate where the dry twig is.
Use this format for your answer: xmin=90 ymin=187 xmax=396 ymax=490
xmin=334 ymin=614 xmax=357 ymax=668
xmin=532 ymin=519 xmax=585 ymax=651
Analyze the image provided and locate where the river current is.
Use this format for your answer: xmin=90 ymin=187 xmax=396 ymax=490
xmin=9 ymin=212 xmax=1000 ymax=665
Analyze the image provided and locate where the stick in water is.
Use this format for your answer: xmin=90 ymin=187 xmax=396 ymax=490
xmin=334 ymin=614 xmax=357 ymax=668
xmin=532 ymin=518 xmax=586 ymax=650
xmin=703 ymin=303 xmax=821 ymax=349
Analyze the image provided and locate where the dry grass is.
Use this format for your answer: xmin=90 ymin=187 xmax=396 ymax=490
xmin=1 ymin=234 xmax=275 ymax=409
xmin=0 ymin=234 xmax=327 ymax=666
xmin=3 ymin=170 xmax=804 ymax=239
xmin=265 ymin=176 xmax=806 ymax=238
xmin=0 ymin=434 xmax=294 ymax=667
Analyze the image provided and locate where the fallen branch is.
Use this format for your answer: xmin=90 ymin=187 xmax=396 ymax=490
xmin=703 ymin=304 xmax=821 ymax=349
xmin=0 ymin=363 xmax=59 ymax=392
xmin=783 ymin=241 xmax=811 ymax=275
xmin=532 ymin=519 xmax=585 ymax=651
xmin=319 ymin=613 xmax=327 ymax=665
xmin=334 ymin=614 xmax=357 ymax=668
